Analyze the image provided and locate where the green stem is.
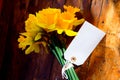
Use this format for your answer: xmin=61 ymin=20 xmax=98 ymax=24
xmin=50 ymin=36 xmax=79 ymax=80
xmin=58 ymin=39 xmax=79 ymax=80
xmin=50 ymin=39 xmax=65 ymax=65
xmin=49 ymin=46 xmax=62 ymax=65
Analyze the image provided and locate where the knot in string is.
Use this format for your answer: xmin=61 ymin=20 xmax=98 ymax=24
xmin=62 ymin=61 xmax=74 ymax=79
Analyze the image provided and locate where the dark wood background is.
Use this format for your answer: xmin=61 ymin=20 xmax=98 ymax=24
xmin=0 ymin=0 xmax=120 ymax=80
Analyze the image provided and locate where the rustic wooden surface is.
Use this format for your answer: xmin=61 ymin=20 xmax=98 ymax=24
xmin=0 ymin=0 xmax=120 ymax=80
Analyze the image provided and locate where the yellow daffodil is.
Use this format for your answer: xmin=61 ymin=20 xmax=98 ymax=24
xmin=18 ymin=32 xmax=42 ymax=54
xmin=56 ymin=12 xmax=76 ymax=36
xmin=36 ymin=8 xmax=61 ymax=32
xmin=55 ymin=6 xmax=84 ymax=36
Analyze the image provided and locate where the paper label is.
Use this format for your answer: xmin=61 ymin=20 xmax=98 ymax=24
xmin=64 ymin=21 xmax=106 ymax=66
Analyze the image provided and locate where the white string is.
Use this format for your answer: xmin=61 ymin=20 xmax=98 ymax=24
xmin=62 ymin=61 xmax=74 ymax=79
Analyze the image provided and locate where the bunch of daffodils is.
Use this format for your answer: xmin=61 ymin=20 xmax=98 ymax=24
xmin=18 ymin=5 xmax=84 ymax=80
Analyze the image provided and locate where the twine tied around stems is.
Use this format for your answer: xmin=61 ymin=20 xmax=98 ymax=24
xmin=62 ymin=61 xmax=74 ymax=79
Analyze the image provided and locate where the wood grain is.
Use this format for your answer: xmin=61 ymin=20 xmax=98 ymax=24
xmin=0 ymin=0 xmax=120 ymax=80
xmin=77 ymin=0 xmax=120 ymax=80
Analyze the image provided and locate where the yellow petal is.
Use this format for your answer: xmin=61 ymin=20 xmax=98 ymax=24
xmin=25 ymin=45 xmax=34 ymax=54
xmin=18 ymin=36 xmax=25 ymax=42
xmin=57 ymin=29 xmax=63 ymax=34
xmin=73 ymin=18 xmax=85 ymax=26
xmin=65 ymin=30 xmax=77 ymax=36
xmin=18 ymin=43 xmax=26 ymax=50
xmin=25 ymin=42 xmax=40 ymax=54
xmin=64 ymin=5 xmax=80 ymax=13
xmin=34 ymin=33 xmax=42 ymax=41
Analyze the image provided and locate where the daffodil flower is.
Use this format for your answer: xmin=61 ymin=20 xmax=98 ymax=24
xmin=36 ymin=8 xmax=61 ymax=32
xmin=55 ymin=6 xmax=84 ymax=36
xmin=18 ymin=32 xmax=42 ymax=54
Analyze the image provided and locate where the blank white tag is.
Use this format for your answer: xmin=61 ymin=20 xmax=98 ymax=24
xmin=64 ymin=21 xmax=105 ymax=66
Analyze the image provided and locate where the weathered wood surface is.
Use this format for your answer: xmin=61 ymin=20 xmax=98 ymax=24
xmin=77 ymin=0 xmax=120 ymax=80
xmin=0 ymin=0 xmax=120 ymax=80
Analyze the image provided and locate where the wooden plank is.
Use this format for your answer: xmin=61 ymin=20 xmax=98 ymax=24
xmin=94 ymin=0 xmax=120 ymax=79
xmin=0 ymin=0 xmax=54 ymax=80
xmin=76 ymin=0 xmax=120 ymax=80
xmin=0 ymin=0 xmax=3 ymax=14
xmin=65 ymin=0 xmax=81 ymax=8
xmin=0 ymin=0 xmax=14 ymax=79
xmin=0 ymin=19 xmax=8 ymax=73
xmin=50 ymin=58 xmax=64 ymax=80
